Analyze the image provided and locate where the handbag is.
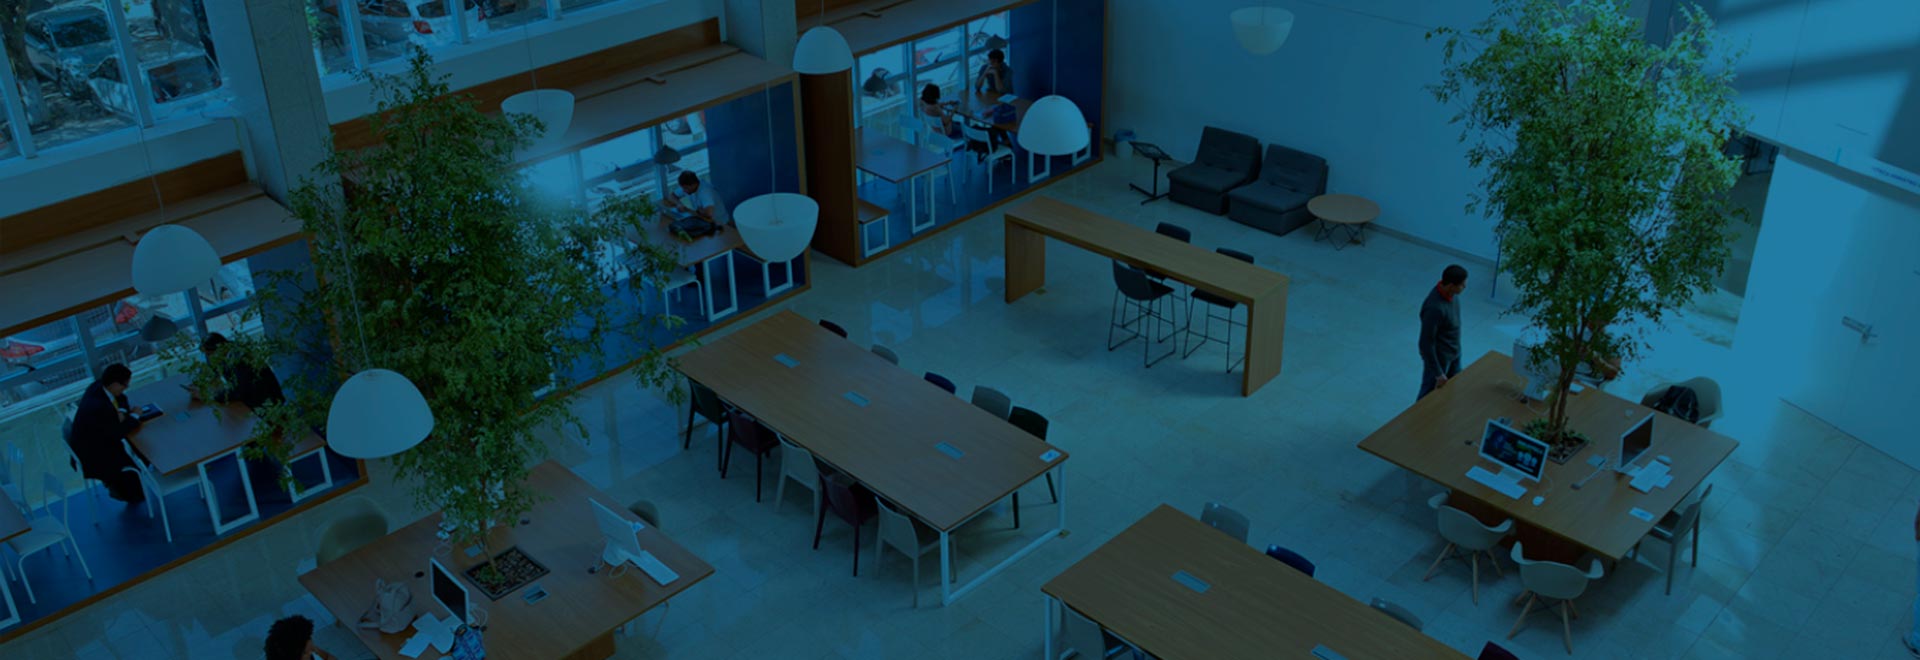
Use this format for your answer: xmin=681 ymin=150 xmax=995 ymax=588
xmin=358 ymin=578 xmax=415 ymax=634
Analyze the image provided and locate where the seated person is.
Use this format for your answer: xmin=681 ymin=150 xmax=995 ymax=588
xmin=918 ymin=84 xmax=962 ymax=140
xmin=199 ymin=333 xmax=284 ymax=409
xmin=265 ymin=615 xmax=337 ymax=660
xmin=974 ymin=48 xmax=1013 ymax=97
xmin=67 ymin=363 xmax=145 ymax=503
xmin=862 ymin=68 xmax=896 ymax=98
xmin=662 ymin=171 xmax=723 ymax=229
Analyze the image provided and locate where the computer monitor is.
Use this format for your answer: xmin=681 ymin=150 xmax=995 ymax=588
xmin=1620 ymin=413 xmax=1654 ymax=470
xmin=591 ymin=499 xmax=646 ymax=568
xmin=1479 ymin=419 xmax=1548 ymax=483
xmin=1511 ymin=339 xmax=1555 ymax=402
xmin=429 ymin=557 xmax=472 ymax=626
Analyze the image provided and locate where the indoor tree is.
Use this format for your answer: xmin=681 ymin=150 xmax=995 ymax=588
xmin=226 ymin=47 xmax=684 ymax=580
xmin=1429 ymin=0 xmax=1748 ymax=447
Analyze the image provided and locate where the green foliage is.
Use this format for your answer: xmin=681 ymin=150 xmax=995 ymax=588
xmin=227 ymin=47 xmax=684 ymax=550
xmin=1430 ymin=0 xmax=1747 ymax=441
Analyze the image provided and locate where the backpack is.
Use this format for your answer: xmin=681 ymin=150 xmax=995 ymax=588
xmin=1653 ymin=386 xmax=1700 ymax=424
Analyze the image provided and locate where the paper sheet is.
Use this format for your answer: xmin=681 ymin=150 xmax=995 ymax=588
xmin=399 ymin=635 xmax=430 ymax=658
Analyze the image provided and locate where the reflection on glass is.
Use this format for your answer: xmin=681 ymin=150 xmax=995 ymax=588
xmin=560 ymin=0 xmax=623 ymax=10
xmin=917 ymin=62 xmax=961 ymax=106
xmin=307 ymin=0 xmax=354 ymax=76
xmin=967 ymin=12 xmax=1011 ymax=95
xmin=19 ymin=0 xmax=135 ymax=150
xmin=482 ymin=0 xmax=549 ymax=33
xmin=857 ymin=45 xmax=909 ymax=123
xmin=913 ymin=27 xmax=962 ymax=70
xmin=0 ymin=118 xmax=15 ymax=159
xmin=581 ymin=129 xmax=659 ymax=207
xmin=357 ymin=0 xmax=470 ymax=64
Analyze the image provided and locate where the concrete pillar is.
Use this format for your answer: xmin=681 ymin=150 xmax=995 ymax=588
xmin=205 ymin=0 xmax=333 ymax=203
xmin=724 ymin=0 xmax=799 ymax=66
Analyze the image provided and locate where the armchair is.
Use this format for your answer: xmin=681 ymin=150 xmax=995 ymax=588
xmin=1167 ymin=127 xmax=1261 ymax=214
xmin=1227 ymin=144 xmax=1328 ymax=236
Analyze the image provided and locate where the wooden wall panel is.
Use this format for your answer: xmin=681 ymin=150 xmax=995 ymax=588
xmin=795 ymin=0 xmax=870 ymax=25
xmin=0 ymin=152 xmax=248 ymax=257
xmin=799 ymin=71 xmax=859 ymax=264
xmin=330 ymin=19 xmax=723 ymax=152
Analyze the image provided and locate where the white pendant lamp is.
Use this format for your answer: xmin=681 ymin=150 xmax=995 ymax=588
xmin=501 ymin=89 xmax=575 ymax=145
xmin=794 ymin=26 xmax=854 ymax=74
xmin=1017 ymin=0 xmax=1090 ymax=156
xmin=1231 ymin=6 xmax=1296 ymax=55
xmin=132 ymin=225 xmax=220 ymax=295
xmin=735 ymin=193 xmax=819 ymax=262
xmin=326 ymin=368 xmax=434 ymax=459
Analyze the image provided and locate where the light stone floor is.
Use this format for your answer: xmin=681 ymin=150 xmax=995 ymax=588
xmin=4 ymin=156 xmax=1916 ymax=660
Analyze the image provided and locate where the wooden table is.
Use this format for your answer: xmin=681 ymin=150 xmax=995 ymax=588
xmin=0 ymin=489 xmax=25 ymax=630
xmin=1003 ymin=196 xmax=1291 ymax=396
xmin=126 ymin=375 xmax=275 ymax=534
xmin=1308 ymin=194 xmax=1380 ymax=249
xmin=1044 ymin=505 xmax=1470 ymax=660
xmin=1358 ymin=351 xmax=1738 ymax=562
xmin=954 ymin=91 xmax=1032 ymax=134
xmin=629 ymin=216 xmax=750 ymax=320
xmin=675 ymin=311 xmax=1067 ymax=605
xmin=299 ymin=462 xmax=712 ymax=660
xmin=856 ymin=126 xmax=952 ymax=233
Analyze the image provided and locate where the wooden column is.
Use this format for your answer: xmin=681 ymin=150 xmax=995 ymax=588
xmin=798 ymin=70 xmax=858 ymax=264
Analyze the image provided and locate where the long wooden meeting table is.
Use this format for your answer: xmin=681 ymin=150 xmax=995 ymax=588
xmin=675 ymin=310 xmax=1068 ymax=605
xmin=300 ymin=461 xmax=712 ymax=660
xmin=1358 ymin=351 xmax=1738 ymax=562
xmin=1003 ymin=196 xmax=1291 ymax=396
xmin=1046 ymin=505 xmax=1470 ymax=659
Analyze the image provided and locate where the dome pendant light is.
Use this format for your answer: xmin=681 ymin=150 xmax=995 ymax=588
xmin=132 ymin=225 xmax=220 ymax=295
xmin=735 ymin=82 xmax=818 ymax=263
xmin=1231 ymin=5 xmax=1296 ymax=55
xmin=793 ymin=0 xmax=853 ymax=74
xmin=502 ymin=23 xmax=573 ymax=147
xmin=327 ymin=368 xmax=434 ymax=459
xmin=1016 ymin=0 xmax=1090 ymax=157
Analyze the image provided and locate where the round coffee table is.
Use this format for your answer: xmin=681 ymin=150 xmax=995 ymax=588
xmin=1308 ymin=194 xmax=1380 ymax=250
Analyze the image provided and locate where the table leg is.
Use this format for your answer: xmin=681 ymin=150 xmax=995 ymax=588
xmin=200 ymin=447 xmax=260 ymax=535
xmin=940 ymin=465 xmax=1068 ymax=606
xmin=701 ymin=252 xmax=738 ymax=320
xmin=1241 ymin=286 xmax=1288 ymax=397
xmin=287 ymin=447 xmax=335 ymax=503
xmin=1004 ymin=220 xmax=1047 ymax=303
xmin=1044 ymin=595 xmax=1058 ymax=660
xmin=940 ymin=529 xmax=953 ymax=605
xmin=0 ymin=565 xmax=18 ymax=630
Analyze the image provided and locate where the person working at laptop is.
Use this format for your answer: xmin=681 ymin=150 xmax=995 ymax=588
xmin=265 ymin=615 xmax=338 ymax=660
xmin=67 ymin=363 xmax=146 ymax=504
xmin=662 ymin=171 xmax=723 ymax=231
xmin=197 ymin=333 xmax=284 ymax=408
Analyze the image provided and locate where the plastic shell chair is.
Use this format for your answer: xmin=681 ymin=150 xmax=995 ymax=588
xmin=773 ymin=436 xmax=822 ymax=520
xmin=720 ymin=411 xmax=780 ymax=502
xmin=814 ymin=469 xmax=878 ymax=576
xmin=7 ymin=472 xmax=95 ymax=603
xmin=874 ymin=497 xmax=943 ymax=607
xmin=1423 ymin=492 xmax=1514 ymax=604
xmin=970 ymin=386 xmax=1012 ymax=420
xmin=960 ymin=119 xmax=1015 ymax=194
xmin=1631 ymin=483 xmax=1713 ymax=595
xmin=923 ymin=372 xmax=957 ymax=394
xmin=1265 ymin=545 xmax=1316 ymax=577
xmin=870 ymin=344 xmax=901 ymax=366
xmin=1200 ymin=502 xmax=1250 ymax=544
xmin=1008 ymin=406 xmax=1057 ymax=502
xmin=1640 ymin=377 xmax=1724 ymax=428
xmin=818 ymin=319 xmax=850 ymax=338
xmin=1508 ymin=541 xmax=1606 ymax=654
xmin=1109 ymin=262 xmax=1178 ymax=368
xmin=316 ymin=498 xmax=390 ymax=566
xmin=1368 ymin=598 xmax=1423 ymax=631
xmin=121 ymin=439 xmax=204 ymax=543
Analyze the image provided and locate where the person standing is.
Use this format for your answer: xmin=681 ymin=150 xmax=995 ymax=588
xmin=67 ymin=363 xmax=146 ymax=503
xmin=1418 ymin=265 xmax=1469 ymax=400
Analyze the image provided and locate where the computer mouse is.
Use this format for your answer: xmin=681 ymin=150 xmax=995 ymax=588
xmin=1531 ymin=495 xmax=1545 ymax=506
xmin=1656 ymin=455 xmax=1672 ymax=465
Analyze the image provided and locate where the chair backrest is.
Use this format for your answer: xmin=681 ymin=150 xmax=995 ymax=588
xmin=820 ymin=472 xmax=875 ymax=525
xmin=1477 ymin=641 xmax=1521 ymax=660
xmin=874 ymin=496 xmax=922 ymax=553
xmin=1216 ymin=248 xmax=1254 ymax=264
xmin=1111 ymin=261 xmax=1162 ymax=302
xmin=726 ymin=410 xmax=778 ymax=453
xmin=1008 ymin=406 xmax=1049 ymax=440
xmin=1511 ymin=542 xmax=1604 ymax=600
xmin=818 ymin=319 xmax=849 ymax=338
xmin=120 ymin=439 xmax=158 ymax=490
xmin=1154 ymin=222 xmax=1192 ymax=243
xmin=1436 ymin=505 xmax=1510 ymax=551
xmin=780 ymin=436 xmax=818 ymax=485
xmin=38 ymin=471 xmax=73 ymax=525
xmin=689 ymin=380 xmax=727 ymax=423
xmin=924 ymin=372 xmax=956 ymax=394
xmin=1259 ymin=143 xmax=1329 ymax=194
xmin=971 ymin=386 xmax=1012 ymax=420
xmin=1060 ymin=605 xmax=1109 ymax=660
xmin=1668 ymin=483 xmax=1713 ymax=537
xmin=1200 ymin=502 xmax=1250 ymax=544
xmin=1195 ymin=126 xmax=1261 ymax=175
xmin=1264 ymin=544 xmax=1316 ymax=577
xmin=628 ymin=500 xmax=662 ymax=529
xmin=1680 ymin=376 xmax=1722 ymax=418
xmin=870 ymin=344 xmax=900 ymax=365
xmin=1367 ymin=598 xmax=1423 ymax=631
xmin=317 ymin=498 xmax=390 ymax=565
xmin=960 ymin=120 xmax=992 ymax=145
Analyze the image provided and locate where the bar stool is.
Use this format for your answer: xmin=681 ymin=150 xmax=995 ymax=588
xmin=1183 ymin=248 xmax=1254 ymax=373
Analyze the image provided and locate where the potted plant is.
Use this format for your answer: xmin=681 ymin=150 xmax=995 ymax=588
xmin=1429 ymin=0 xmax=1748 ymax=451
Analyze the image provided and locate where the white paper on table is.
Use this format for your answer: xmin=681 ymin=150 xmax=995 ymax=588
xmin=399 ymin=635 xmax=430 ymax=658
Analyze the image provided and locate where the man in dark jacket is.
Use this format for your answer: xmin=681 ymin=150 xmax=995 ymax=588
xmin=68 ymin=363 xmax=145 ymax=503
xmin=200 ymin=333 xmax=283 ymax=408
xmin=1417 ymin=265 xmax=1468 ymax=400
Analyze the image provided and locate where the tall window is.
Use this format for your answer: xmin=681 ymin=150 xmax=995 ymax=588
xmin=966 ymin=12 xmax=1010 ymax=96
xmin=305 ymin=0 xmax=663 ymax=83
xmin=855 ymin=44 xmax=908 ymax=127
xmin=912 ymin=27 xmax=964 ymax=104
xmin=0 ymin=0 xmax=227 ymax=158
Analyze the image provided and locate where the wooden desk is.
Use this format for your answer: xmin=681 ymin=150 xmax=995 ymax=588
xmin=1045 ymin=505 xmax=1469 ymax=660
xmin=954 ymin=91 xmax=1032 ymax=133
xmin=856 ymin=126 xmax=952 ymax=232
xmin=125 ymin=375 xmax=323 ymax=534
xmin=299 ymin=462 xmax=712 ymax=660
xmin=1003 ymin=196 xmax=1291 ymax=396
xmin=675 ymin=311 xmax=1066 ymax=604
xmin=1358 ymin=352 xmax=1738 ymax=562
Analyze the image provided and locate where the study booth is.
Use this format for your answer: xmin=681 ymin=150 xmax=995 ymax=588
xmin=796 ymin=0 xmax=1109 ymax=266
xmin=0 ymin=156 xmax=364 ymax=639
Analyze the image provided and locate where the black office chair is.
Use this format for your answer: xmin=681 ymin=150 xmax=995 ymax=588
xmin=1108 ymin=261 xmax=1177 ymax=368
xmin=818 ymin=319 xmax=849 ymax=338
xmin=684 ymin=380 xmax=730 ymax=469
xmin=1148 ymin=222 xmax=1193 ymax=300
xmin=1184 ymin=248 xmax=1254 ymax=373
xmin=923 ymin=372 xmax=957 ymax=394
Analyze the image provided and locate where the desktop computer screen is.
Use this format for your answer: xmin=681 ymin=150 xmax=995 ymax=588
xmin=1620 ymin=413 xmax=1654 ymax=469
xmin=430 ymin=557 xmax=470 ymax=626
xmin=1480 ymin=419 xmax=1547 ymax=482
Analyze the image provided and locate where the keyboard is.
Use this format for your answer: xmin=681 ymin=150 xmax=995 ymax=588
xmin=1629 ymin=462 xmax=1672 ymax=492
xmin=1466 ymin=466 xmax=1527 ymax=500
xmin=634 ymin=550 xmax=679 ymax=585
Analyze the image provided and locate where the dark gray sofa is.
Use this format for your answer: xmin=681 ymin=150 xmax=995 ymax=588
xmin=1168 ymin=127 xmax=1261 ymax=215
xmin=1227 ymin=144 xmax=1328 ymax=236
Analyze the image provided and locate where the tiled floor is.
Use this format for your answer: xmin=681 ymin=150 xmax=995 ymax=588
xmin=5 ymin=156 xmax=1915 ymax=660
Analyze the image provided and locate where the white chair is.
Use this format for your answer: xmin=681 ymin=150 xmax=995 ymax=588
xmin=874 ymin=497 xmax=942 ymax=607
xmin=660 ymin=269 xmax=708 ymax=320
xmin=960 ymin=120 xmax=1015 ymax=194
xmin=121 ymin=439 xmax=204 ymax=544
xmin=1059 ymin=605 xmax=1134 ymax=659
xmin=870 ymin=345 xmax=900 ymax=366
xmin=1508 ymin=541 xmax=1605 ymax=655
xmin=1200 ymin=502 xmax=1250 ymax=544
xmin=919 ymin=115 xmax=963 ymax=194
xmin=772 ymin=436 xmax=821 ymax=521
xmin=1630 ymin=483 xmax=1713 ymax=595
xmin=58 ymin=433 xmax=101 ymax=524
xmin=1 ymin=443 xmax=23 ymax=508
xmin=1640 ymin=377 xmax=1723 ymax=428
xmin=7 ymin=472 xmax=95 ymax=604
xmin=1422 ymin=492 xmax=1513 ymax=604
xmin=1368 ymin=598 xmax=1423 ymax=631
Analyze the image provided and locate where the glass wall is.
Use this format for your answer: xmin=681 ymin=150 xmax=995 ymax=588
xmin=966 ymin=12 xmax=1010 ymax=94
xmin=854 ymin=12 xmax=1011 ymax=134
xmin=307 ymin=0 xmax=663 ymax=83
xmin=912 ymin=27 xmax=964 ymax=104
xmin=856 ymin=45 xmax=910 ymax=130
